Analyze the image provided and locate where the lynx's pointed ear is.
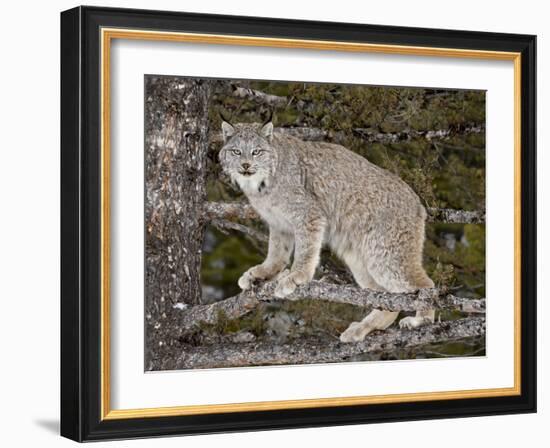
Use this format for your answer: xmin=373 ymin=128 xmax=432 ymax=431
xmin=260 ymin=110 xmax=274 ymax=141
xmin=221 ymin=121 xmax=235 ymax=143
xmin=260 ymin=121 xmax=274 ymax=141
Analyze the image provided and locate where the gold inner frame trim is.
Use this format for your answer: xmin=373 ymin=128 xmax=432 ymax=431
xmin=100 ymin=27 xmax=522 ymax=421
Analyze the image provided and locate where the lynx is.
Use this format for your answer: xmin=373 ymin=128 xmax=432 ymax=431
xmin=218 ymin=118 xmax=435 ymax=342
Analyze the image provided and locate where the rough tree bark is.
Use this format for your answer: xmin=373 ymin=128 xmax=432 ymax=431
xmin=170 ymin=317 xmax=486 ymax=370
xmin=144 ymin=76 xmax=211 ymax=368
xmin=171 ymin=279 xmax=486 ymax=333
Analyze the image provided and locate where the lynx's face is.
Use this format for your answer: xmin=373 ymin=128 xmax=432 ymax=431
xmin=219 ymin=121 xmax=277 ymax=195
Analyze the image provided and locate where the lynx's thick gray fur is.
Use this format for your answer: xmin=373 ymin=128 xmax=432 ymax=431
xmin=219 ymin=119 xmax=435 ymax=342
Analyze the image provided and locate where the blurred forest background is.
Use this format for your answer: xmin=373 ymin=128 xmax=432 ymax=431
xmin=197 ymin=79 xmax=486 ymax=360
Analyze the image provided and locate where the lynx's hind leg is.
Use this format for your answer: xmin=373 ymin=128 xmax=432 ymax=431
xmin=338 ymin=218 xmax=436 ymax=342
xmin=342 ymin=249 xmax=384 ymax=291
xmin=339 ymin=247 xmax=399 ymax=342
xmin=365 ymin=217 xmax=434 ymax=293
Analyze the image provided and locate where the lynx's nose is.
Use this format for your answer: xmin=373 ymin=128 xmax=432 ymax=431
xmin=241 ymin=162 xmax=251 ymax=170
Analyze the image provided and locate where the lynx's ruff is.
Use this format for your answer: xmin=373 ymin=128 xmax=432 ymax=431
xmin=219 ymin=120 xmax=435 ymax=342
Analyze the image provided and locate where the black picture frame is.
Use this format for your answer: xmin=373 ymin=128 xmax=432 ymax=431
xmin=61 ymin=5 xmax=536 ymax=442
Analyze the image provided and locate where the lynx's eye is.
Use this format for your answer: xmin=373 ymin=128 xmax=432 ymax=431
xmin=231 ymin=149 xmax=241 ymax=156
xmin=251 ymin=149 xmax=264 ymax=156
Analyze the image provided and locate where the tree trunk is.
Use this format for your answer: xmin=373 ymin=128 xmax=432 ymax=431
xmin=144 ymin=76 xmax=211 ymax=368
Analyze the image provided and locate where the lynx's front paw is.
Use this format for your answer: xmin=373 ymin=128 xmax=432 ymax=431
xmin=274 ymin=270 xmax=308 ymax=298
xmin=238 ymin=266 xmax=264 ymax=290
xmin=238 ymin=270 xmax=254 ymax=290
xmin=238 ymin=264 xmax=286 ymax=290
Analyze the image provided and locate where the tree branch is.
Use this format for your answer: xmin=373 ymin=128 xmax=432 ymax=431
xmin=352 ymin=124 xmax=485 ymax=144
xmin=230 ymin=85 xmax=294 ymax=108
xmin=202 ymin=201 xmax=260 ymax=221
xmin=176 ymin=293 xmax=261 ymax=332
xmin=426 ymin=207 xmax=486 ymax=224
xmin=173 ymin=316 xmax=485 ymax=369
xmin=174 ymin=279 xmax=485 ymax=332
xmin=210 ymin=218 xmax=268 ymax=244
xmin=202 ymin=201 xmax=485 ymax=225
xmin=210 ymin=124 xmax=484 ymax=145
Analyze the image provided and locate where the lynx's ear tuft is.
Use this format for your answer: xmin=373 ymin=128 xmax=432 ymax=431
xmin=221 ymin=121 xmax=235 ymax=142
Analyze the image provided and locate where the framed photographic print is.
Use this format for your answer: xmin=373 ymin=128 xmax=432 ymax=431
xmin=60 ymin=6 xmax=536 ymax=441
